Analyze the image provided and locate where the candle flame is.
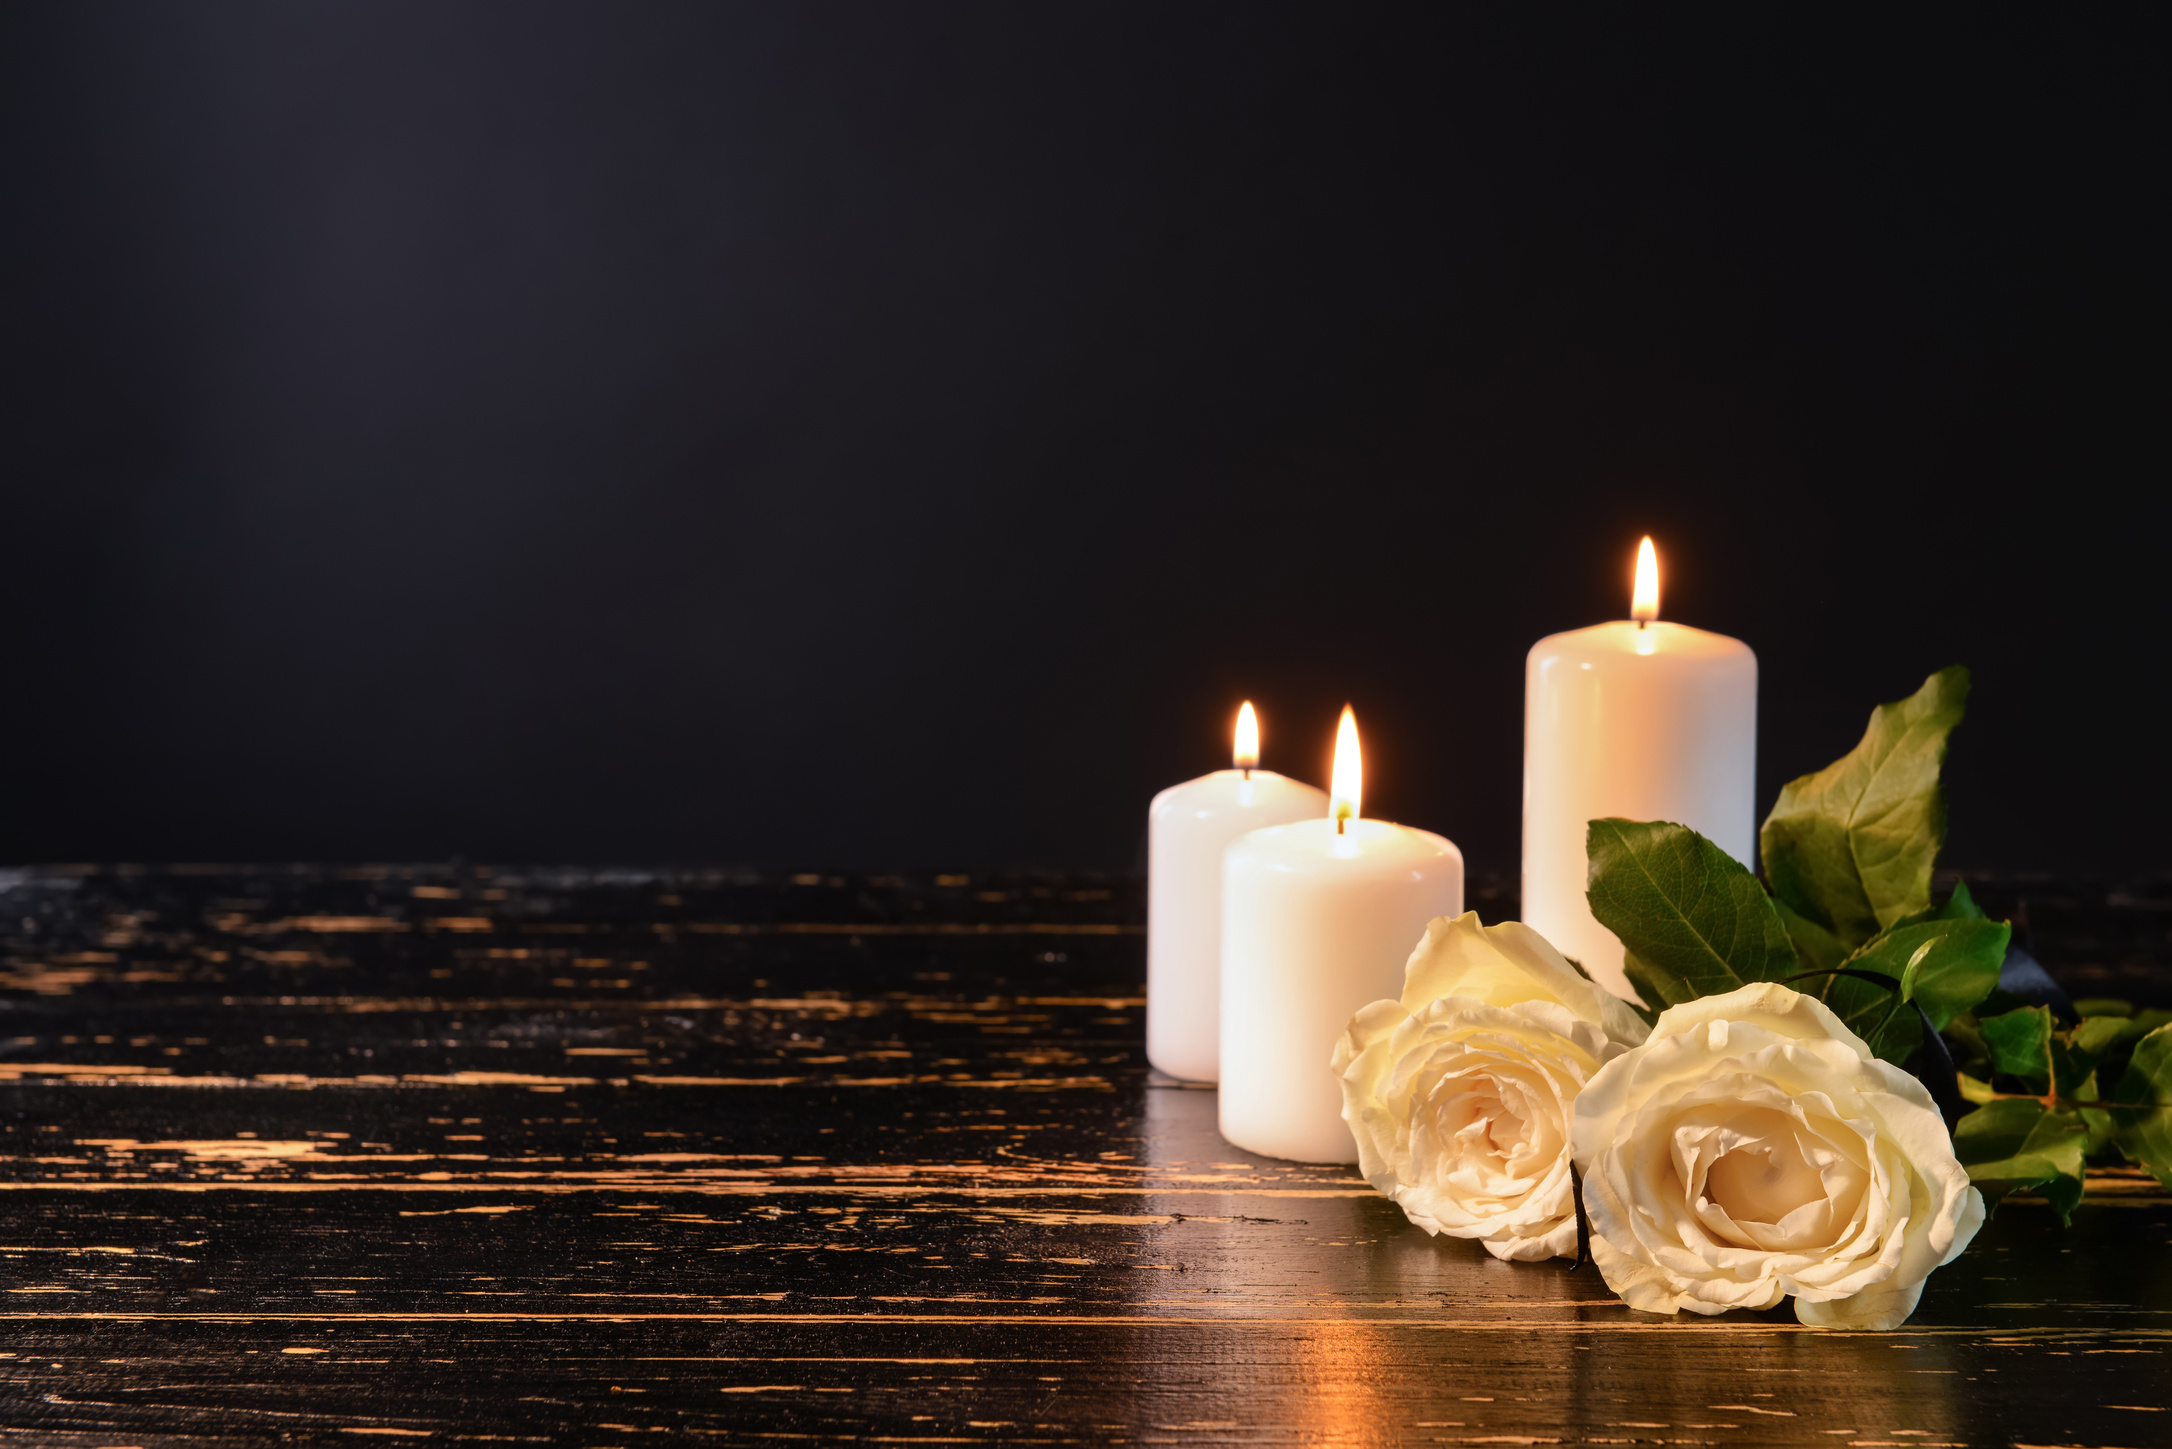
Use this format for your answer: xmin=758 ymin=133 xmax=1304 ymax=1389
xmin=1233 ymin=701 xmax=1260 ymax=771
xmin=1329 ymin=705 xmax=1361 ymax=832
xmin=1632 ymin=537 xmax=1660 ymax=624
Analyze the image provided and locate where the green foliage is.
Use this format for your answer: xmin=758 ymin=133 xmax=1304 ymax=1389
xmin=1807 ymin=912 xmax=2007 ymax=1065
xmin=1981 ymin=1006 xmax=2054 ymax=1093
xmin=1954 ymin=1098 xmax=2088 ymax=1223
xmin=1575 ymin=660 xmax=2172 ymax=1207
xmin=1583 ymin=671 xmax=2002 ymax=1067
xmin=1759 ymin=667 xmax=1969 ymax=951
xmin=1888 ymin=918 xmax=2009 ymax=1028
xmin=2111 ymin=1023 xmax=2172 ymax=1190
xmin=2110 ymin=1007 xmax=2172 ymax=1053
xmin=1978 ymin=1007 xmax=2130 ymax=1100
xmin=1895 ymin=878 xmax=1988 ymax=929
xmin=2099 ymin=1009 xmax=2172 ymax=1102
xmin=1585 ymin=817 xmax=2004 ymax=1065
xmin=1944 ymin=1013 xmax=1991 ymax=1077
xmin=2079 ymin=1104 xmax=2117 ymax=1159
xmin=1585 ymin=819 xmax=1797 ymax=1009
xmin=1773 ymin=897 xmax=1849 ymax=975
xmin=1818 ymin=971 xmax=1921 ymax=1066
xmin=2059 ymin=1017 xmax=2129 ymax=1099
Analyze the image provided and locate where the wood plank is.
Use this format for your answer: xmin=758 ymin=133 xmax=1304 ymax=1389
xmin=0 ymin=867 xmax=2163 ymax=1444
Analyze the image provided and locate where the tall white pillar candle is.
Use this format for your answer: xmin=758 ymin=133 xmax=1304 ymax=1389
xmin=1220 ymin=707 xmax=1463 ymax=1162
xmin=1147 ymin=703 xmax=1328 ymax=1082
xmin=1522 ymin=538 xmax=1757 ymax=1002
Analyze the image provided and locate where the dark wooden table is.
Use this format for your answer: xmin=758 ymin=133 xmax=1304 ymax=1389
xmin=0 ymin=865 xmax=2165 ymax=1446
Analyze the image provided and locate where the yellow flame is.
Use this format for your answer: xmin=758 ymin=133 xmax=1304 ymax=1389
xmin=1233 ymin=701 xmax=1260 ymax=771
xmin=1632 ymin=536 xmax=1660 ymax=623
xmin=1329 ymin=705 xmax=1361 ymax=831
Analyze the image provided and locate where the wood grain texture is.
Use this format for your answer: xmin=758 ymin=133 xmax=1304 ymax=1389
xmin=0 ymin=865 xmax=2163 ymax=1446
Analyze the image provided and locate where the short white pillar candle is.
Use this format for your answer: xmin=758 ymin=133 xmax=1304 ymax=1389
xmin=1522 ymin=538 xmax=1758 ymax=1002
xmin=1147 ymin=703 xmax=1327 ymax=1082
xmin=1219 ymin=707 xmax=1464 ymax=1162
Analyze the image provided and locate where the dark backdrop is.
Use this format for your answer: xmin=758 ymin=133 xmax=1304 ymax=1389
xmin=2 ymin=4 xmax=2164 ymax=875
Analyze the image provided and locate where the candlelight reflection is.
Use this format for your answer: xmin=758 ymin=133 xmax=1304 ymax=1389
xmin=1123 ymin=1077 xmax=1982 ymax=1443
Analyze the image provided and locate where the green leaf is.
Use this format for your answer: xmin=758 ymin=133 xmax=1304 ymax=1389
xmin=2114 ymin=1007 xmax=2172 ymax=1049
xmin=1620 ymin=951 xmax=1692 ymax=1015
xmin=1822 ymin=981 xmax=1921 ymax=1067
xmin=1942 ymin=1012 xmax=1991 ymax=1078
xmin=1796 ymin=949 xmax=1922 ymax=1066
xmin=1759 ymin=667 xmax=1969 ymax=951
xmin=1973 ymin=1010 xmax=2122 ymax=1100
xmin=1981 ymin=1005 xmax=2054 ymax=1093
xmin=1586 ymin=819 xmax=1798 ymax=1005
xmin=1896 ymin=879 xmax=1990 ymax=930
xmin=1774 ymin=897 xmax=1849 ymax=975
xmin=1937 ymin=879 xmax=1987 ymax=921
xmin=2110 ymin=1023 xmax=2172 ymax=1189
xmin=1769 ymin=917 xmax=2005 ymax=1067
xmin=2055 ymin=1016 xmax=2128 ymax=1100
xmin=2080 ymin=1106 xmax=2117 ymax=1159
xmin=1953 ymin=1098 xmax=2089 ymax=1223
xmin=1585 ymin=818 xmax=1935 ymax=1061
xmin=1874 ymin=918 xmax=2009 ymax=1028
xmin=2039 ymin=1166 xmax=2087 ymax=1222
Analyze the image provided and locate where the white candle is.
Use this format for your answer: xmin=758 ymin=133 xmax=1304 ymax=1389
xmin=1147 ymin=703 xmax=1328 ymax=1082
xmin=1522 ymin=538 xmax=1758 ymax=1002
xmin=1219 ymin=707 xmax=1464 ymax=1162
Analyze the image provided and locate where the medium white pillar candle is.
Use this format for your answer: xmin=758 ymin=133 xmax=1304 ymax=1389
xmin=1147 ymin=703 xmax=1328 ymax=1082
xmin=1522 ymin=538 xmax=1757 ymax=1003
xmin=1219 ymin=707 xmax=1464 ymax=1162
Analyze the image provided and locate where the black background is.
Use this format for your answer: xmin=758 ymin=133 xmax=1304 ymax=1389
xmin=2 ymin=4 xmax=2164 ymax=875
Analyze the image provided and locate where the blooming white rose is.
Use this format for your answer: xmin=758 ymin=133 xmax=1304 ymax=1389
xmin=1332 ymin=912 xmax=1650 ymax=1262
xmin=1571 ymin=981 xmax=1985 ymax=1330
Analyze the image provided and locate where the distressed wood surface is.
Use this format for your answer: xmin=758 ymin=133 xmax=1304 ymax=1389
xmin=0 ymin=865 xmax=2164 ymax=1447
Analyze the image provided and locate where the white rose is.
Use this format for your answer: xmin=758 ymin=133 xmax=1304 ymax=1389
xmin=1571 ymin=981 xmax=1985 ymax=1331
xmin=1332 ymin=912 xmax=1650 ymax=1262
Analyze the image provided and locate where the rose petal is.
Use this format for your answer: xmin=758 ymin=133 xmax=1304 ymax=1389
xmin=1570 ymin=983 xmax=1982 ymax=1331
xmin=1334 ymin=963 xmax=1641 ymax=1262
